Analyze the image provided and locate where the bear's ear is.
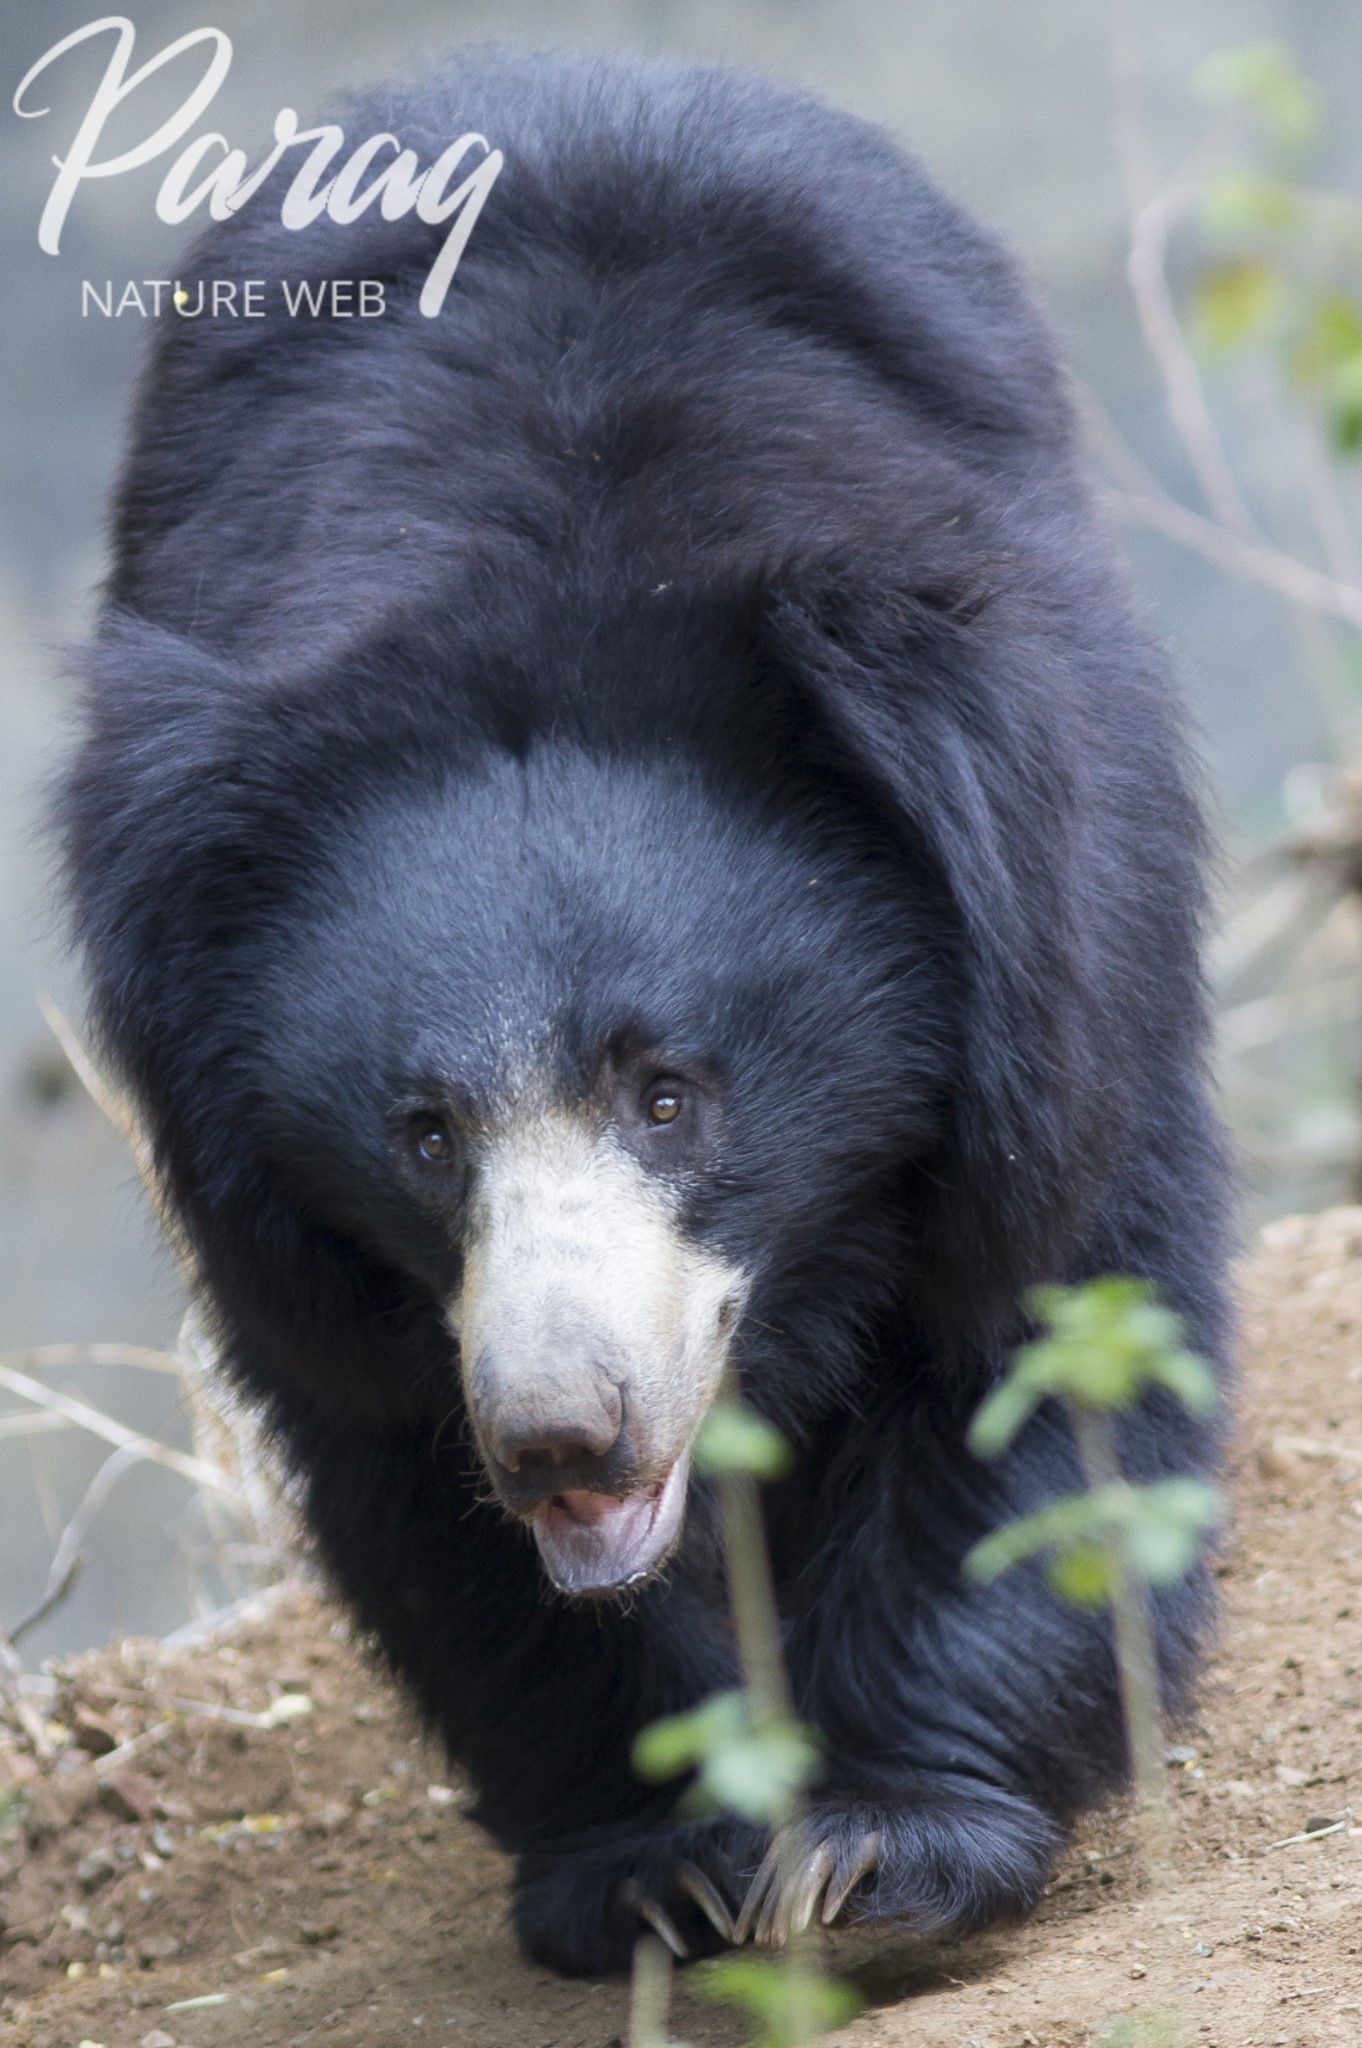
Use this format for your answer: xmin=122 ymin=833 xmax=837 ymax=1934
xmin=755 ymin=554 xmax=1149 ymax=1351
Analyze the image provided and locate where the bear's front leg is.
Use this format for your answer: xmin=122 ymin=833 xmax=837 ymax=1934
xmin=762 ymin=1399 xmax=1215 ymax=1952
xmin=512 ymin=1814 xmax=768 ymax=1975
xmin=730 ymin=1785 xmax=1057 ymax=1949
xmin=512 ymin=1780 xmax=1058 ymax=1970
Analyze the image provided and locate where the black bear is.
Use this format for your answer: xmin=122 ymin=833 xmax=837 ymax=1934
xmin=59 ymin=46 xmax=1229 ymax=1976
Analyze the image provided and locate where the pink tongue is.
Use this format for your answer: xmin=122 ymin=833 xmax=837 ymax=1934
xmin=531 ymin=1458 xmax=689 ymax=1596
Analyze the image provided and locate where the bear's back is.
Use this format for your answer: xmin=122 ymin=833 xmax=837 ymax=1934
xmin=108 ymin=46 xmax=1076 ymax=662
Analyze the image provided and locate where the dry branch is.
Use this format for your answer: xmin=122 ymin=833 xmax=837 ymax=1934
xmin=0 ymin=1363 xmax=244 ymax=1501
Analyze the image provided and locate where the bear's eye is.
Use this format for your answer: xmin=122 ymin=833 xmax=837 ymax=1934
xmin=415 ymin=1121 xmax=455 ymax=1164
xmin=644 ymin=1084 xmax=684 ymax=1127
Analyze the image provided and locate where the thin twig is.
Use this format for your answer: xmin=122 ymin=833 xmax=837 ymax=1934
xmin=1301 ymin=427 xmax=1362 ymax=587
xmin=154 ymin=1693 xmax=305 ymax=1727
xmin=1204 ymin=868 xmax=1343 ymax=995
xmin=1102 ymin=485 xmax=1362 ymax=631
xmin=0 ymin=1411 xmax=72 ymax=1442
xmin=1126 ymin=189 xmax=1262 ymax=537
xmin=0 ymin=1344 xmax=182 ymax=1379
xmin=7 ymin=1555 xmax=83 ymax=1649
xmin=1070 ymin=1407 xmax=1175 ymax=1884
xmin=1106 ymin=0 xmax=1158 ymax=212
xmin=6 ymin=1694 xmax=58 ymax=1758
xmin=627 ymin=1934 xmax=676 ymax=2048
xmin=37 ymin=1442 xmax=162 ymax=1615
xmin=13 ymin=1009 xmax=293 ymax=1660
xmin=1266 ymin=1817 xmax=1350 ymax=1850
xmin=94 ymin=1719 xmax=178 ymax=1777
xmin=1208 ymin=870 xmax=1343 ymax=997
xmin=0 ymin=1363 xmax=244 ymax=1501
xmin=1078 ymin=382 xmax=1362 ymax=629
xmin=1105 ymin=4 xmax=1261 ymax=542
xmin=1218 ymin=972 xmax=1362 ymax=1055
xmin=717 ymin=1469 xmax=793 ymax=1729
xmin=37 ymin=994 xmax=142 ymax=1157
xmin=38 ymin=995 xmax=187 ymax=1262
xmin=0 ymin=1595 xmax=22 ymax=1701
xmin=158 ymin=1579 xmax=298 ymax=1652
xmin=1271 ymin=1433 xmax=1362 ymax=1463
xmin=713 ymin=1462 xmax=826 ymax=2042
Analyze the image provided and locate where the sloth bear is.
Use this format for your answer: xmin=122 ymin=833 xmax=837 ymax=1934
xmin=59 ymin=47 xmax=1229 ymax=1976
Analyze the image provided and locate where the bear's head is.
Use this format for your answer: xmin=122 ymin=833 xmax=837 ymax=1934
xmin=62 ymin=548 xmax=1180 ymax=1598
xmin=245 ymin=738 xmax=955 ymax=1595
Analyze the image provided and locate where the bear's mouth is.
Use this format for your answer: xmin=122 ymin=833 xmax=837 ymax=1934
xmin=530 ymin=1455 xmax=689 ymax=1596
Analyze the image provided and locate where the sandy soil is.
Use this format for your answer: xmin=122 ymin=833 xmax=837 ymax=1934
xmin=2 ymin=1209 xmax=1361 ymax=2048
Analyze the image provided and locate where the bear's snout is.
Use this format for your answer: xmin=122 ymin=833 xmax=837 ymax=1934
xmin=472 ymin=1347 xmax=629 ymax=1510
xmin=449 ymin=1108 xmax=746 ymax=1592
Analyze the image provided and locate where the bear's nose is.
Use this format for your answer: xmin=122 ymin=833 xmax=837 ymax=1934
xmin=491 ymin=1409 xmax=622 ymax=1478
xmin=471 ymin=1358 xmax=628 ymax=1509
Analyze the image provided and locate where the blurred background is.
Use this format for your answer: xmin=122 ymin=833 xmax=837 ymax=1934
xmin=3 ymin=0 xmax=1362 ymax=1659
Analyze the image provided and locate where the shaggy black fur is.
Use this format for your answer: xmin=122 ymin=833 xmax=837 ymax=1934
xmin=58 ymin=47 xmax=1230 ymax=1975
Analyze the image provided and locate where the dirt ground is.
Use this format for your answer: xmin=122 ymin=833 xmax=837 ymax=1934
xmin=2 ymin=1209 xmax=1361 ymax=2048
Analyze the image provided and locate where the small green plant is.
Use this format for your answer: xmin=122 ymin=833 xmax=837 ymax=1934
xmin=692 ymin=1955 xmax=859 ymax=2047
xmin=1182 ymin=43 xmax=1362 ymax=458
xmin=635 ymin=1405 xmax=814 ymax=1829
xmin=634 ymin=1687 xmax=818 ymax=1827
xmin=628 ymin=1397 xmax=858 ymax=2048
xmin=965 ymin=1278 xmax=1222 ymax=1879
xmin=626 ymin=1934 xmax=687 ymax=2048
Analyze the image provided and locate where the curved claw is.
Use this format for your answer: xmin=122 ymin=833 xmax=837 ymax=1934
xmin=733 ymin=1824 xmax=884 ymax=1949
xmin=676 ymin=1860 xmax=736 ymax=1944
xmin=771 ymin=1840 xmax=838 ymax=1949
xmin=621 ymin=1879 xmax=689 ymax=1959
xmin=821 ymin=1829 xmax=881 ymax=1926
xmin=732 ymin=1836 xmax=782 ymax=1947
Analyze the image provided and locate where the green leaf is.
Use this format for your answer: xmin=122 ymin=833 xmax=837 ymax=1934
xmin=1194 ymin=42 xmax=1320 ymax=154
xmin=1293 ymin=299 xmax=1362 ymax=437
xmin=702 ymin=1720 xmax=820 ymax=1825
xmin=694 ymin=1956 xmax=861 ymax=2045
xmin=695 ymin=1400 xmax=793 ymax=1479
xmin=633 ymin=1690 xmax=749 ymax=1780
xmin=1294 ymin=293 xmax=1362 ymax=385
xmin=1326 ymin=353 xmax=1362 ymax=454
xmin=1048 ymin=1542 xmax=1119 ymax=1608
xmin=1149 ymin=1347 xmax=1219 ymax=1417
xmin=967 ymin=1279 xmax=1218 ymax=1459
xmin=966 ymin=1373 xmax=1039 ymax=1459
xmin=1199 ymin=170 xmax=1301 ymax=237
xmin=965 ymin=1478 xmax=1223 ymax=1604
xmin=1124 ymin=1478 xmax=1224 ymax=1585
xmin=963 ymin=1491 xmax=1108 ymax=1582
xmin=1191 ymin=259 xmax=1280 ymax=354
xmin=633 ymin=1692 xmax=818 ymax=1824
